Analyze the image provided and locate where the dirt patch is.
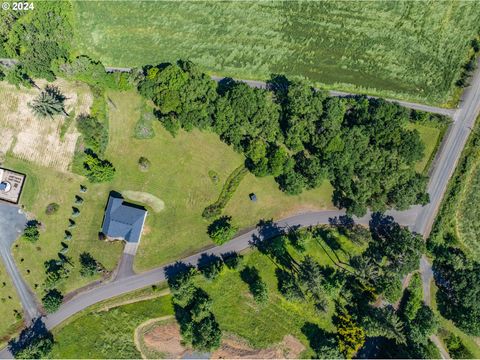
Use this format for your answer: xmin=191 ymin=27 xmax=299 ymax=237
xmin=137 ymin=320 xmax=305 ymax=359
xmin=122 ymin=190 xmax=165 ymax=212
xmin=0 ymin=79 xmax=92 ymax=172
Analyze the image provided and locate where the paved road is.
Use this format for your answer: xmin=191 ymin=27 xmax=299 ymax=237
xmin=1 ymin=59 xmax=479 ymax=358
xmin=414 ymin=59 xmax=480 ymax=236
xmin=0 ymin=204 xmax=39 ymax=322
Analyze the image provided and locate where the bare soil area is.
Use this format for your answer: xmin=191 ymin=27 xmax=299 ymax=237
xmin=0 ymin=79 xmax=92 ymax=172
xmin=137 ymin=320 xmax=305 ymax=359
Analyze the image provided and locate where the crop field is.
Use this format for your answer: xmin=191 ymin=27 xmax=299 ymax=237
xmin=0 ymin=262 xmax=23 ymax=348
xmin=72 ymin=1 xmax=480 ymax=104
xmin=457 ymin=157 xmax=480 ymax=258
xmin=0 ymin=80 xmax=92 ymax=172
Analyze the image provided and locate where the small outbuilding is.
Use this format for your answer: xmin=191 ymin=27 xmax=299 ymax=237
xmin=0 ymin=167 xmax=26 ymax=204
xmin=249 ymin=193 xmax=257 ymax=202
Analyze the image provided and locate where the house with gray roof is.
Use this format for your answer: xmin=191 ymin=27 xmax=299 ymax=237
xmin=101 ymin=194 xmax=147 ymax=244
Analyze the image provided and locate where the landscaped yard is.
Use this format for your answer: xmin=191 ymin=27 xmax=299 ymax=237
xmin=72 ymin=1 xmax=479 ymax=104
xmin=0 ymin=262 xmax=23 ymax=349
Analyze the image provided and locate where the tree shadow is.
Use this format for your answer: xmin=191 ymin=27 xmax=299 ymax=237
xmin=164 ymin=261 xmax=195 ymax=283
xmin=216 ymin=77 xmax=237 ymax=96
xmin=8 ymin=318 xmax=53 ymax=358
xmin=301 ymin=322 xmax=337 ymax=356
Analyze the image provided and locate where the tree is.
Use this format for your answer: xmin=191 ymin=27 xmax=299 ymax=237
xmin=191 ymin=314 xmax=222 ymax=351
xmin=198 ymin=256 xmax=224 ymax=280
xmin=79 ymin=252 xmax=99 ymax=277
xmin=23 ymin=221 xmax=40 ymax=243
xmin=76 ymin=114 xmax=108 ymax=155
xmin=28 ymin=85 xmax=67 ymax=119
xmin=240 ymin=266 xmax=268 ymax=303
xmin=298 ymin=256 xmax=327 ymax=311
xmin=8 ymin=319 xmax=54 ymax=359
xmin=5 ymin=64 xmax=33 ymax=88
xmin=207 ymin=216 xmax=238 ymax=245
xmin=407 ymin=305 xmax=439 ymax=345
xmin=83 ymin=153 xmax=115 ymax=183
xmin=276 ymin=269 xmax=303 ymax=301
xmin=42 ymin=288 xmax=63 ymax=313
xmin=167 ymin=265 xmax=197 ymax=307
xmin=335 ymin=306 xmax=365 ymax=359
xmin=277 ymin=168 xmax=305 ymax=195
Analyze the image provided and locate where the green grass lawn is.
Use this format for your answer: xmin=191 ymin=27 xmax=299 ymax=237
xmin=407 ymin=123 xmax=443 ymax=174
xmin=102 ymin=90 xmax=336 ymax=272
xmin=50 ymin=295 xmax=173 ymax=359
xmin=197 ymin=228 xmax=366 ymax=351
xmin=72 ymin=1 xmax=479 ymax=104
xmin=457 ymin=157 xmax=480 ymax=258
xmin=7 ymin=156 xmax=124 ymax=298
xmin=0 ymin=261 xmax=23 ymax=349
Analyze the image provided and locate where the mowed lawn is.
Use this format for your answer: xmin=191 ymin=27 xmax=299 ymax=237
xmin=7 ymin=157 xmax=124 ymax=297
xmin=0 ymin=261 xmax=23 ymax=348
xmin=104 ymin=91 xmax=334 ymax=272
xmin=72 ymin=1 xmax=480 ymax=104
xmin=407 ymin=123 xmax=443 ymax=174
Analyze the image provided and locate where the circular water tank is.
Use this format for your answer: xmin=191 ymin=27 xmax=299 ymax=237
xmin=0 ymin=181 xmax=11 ymax=192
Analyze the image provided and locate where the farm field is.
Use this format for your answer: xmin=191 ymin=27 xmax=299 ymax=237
xmin=72 ymin=1 xmax=480 ymax=104
xmin=0 ymin=261 xmax=23 ymax=349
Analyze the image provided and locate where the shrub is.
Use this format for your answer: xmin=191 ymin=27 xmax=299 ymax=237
xmin=79 ymin=252 xmax=99 ymax=277
xmin=83 ymin=153 xmax=116 ymax=183
xmin=138 ymin=156 xmax=151 ymax=172
xmin=42 ymin=289 xmax=63 ymax=313
xmin=202 ymin=166 xmax=248 ymax=219
xmin=23 ymin=221 xmax=40 ymax=243
xmin=240 ymin=266 xmax=268 ymax=303
xmin=207 ymin=216 xmax=238 ymax=245
xmin=198 ymin=256 xmax=224 ymax=280
xmin=221 ymin=252 xmax=243 ymax=270
xmin=45 ymin=203 xmax=59 ymax=215
xmin=76 ymin=114 xmax=108 ymax=155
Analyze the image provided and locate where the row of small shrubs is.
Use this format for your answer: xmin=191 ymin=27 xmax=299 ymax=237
xmin=202 ymin=165 xmax=248 ymax=219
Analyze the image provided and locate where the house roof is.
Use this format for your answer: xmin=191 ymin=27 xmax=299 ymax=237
xmin=101 ymin=195 xmax=147 ymax=243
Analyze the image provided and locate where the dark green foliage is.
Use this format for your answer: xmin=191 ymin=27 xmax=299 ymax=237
xmin=207 ymin=216 xmax=237 ymax=245
xmin=433 ymin=247 xmax=480 ymax=335
xmin=363 ymin=307 xmax=406 ymax=345
xmin=221 ymin=252 xmax=243 ymax=270
xmin=445 ymin=335 xmax=474 ymax=359
xmin=240 ymin=266 xmax=268 ymax=303
xmin=202 ymin=165 xmax=248 ymax=219
xmin=139 ymin=60 xmax=217 ymax=134
xmin=198 ymin=256 xmax=224 ymax=280
xmin=79 ymin=252 xmax=99 ymax=277
xmin=276 ymin=269 xmax=304 ymax=301
xmin=44 ymin=258 xmax=69 ymax=289
xmin=298 ymin=256 xmax=328 ymax=312
xmin=83 ymin=153 xmax=116 ymax=183
xmin=42 ymin=288 xmax=63 ymax=313
xmin=8 ymin=319 xmax=54 ymax=359
xmin=5 ymin=2 xmax=72 ymax=80
xmin=407 ymin=304 xmax=439 ymax=345
xmin=5 ymin=64 xmax=33 ymax=88
xmin=277 ymin=167 xmax=305 ymax=195
xmin=167 ymin=265 xmax=222 ymax=352
xmin=76 ymin=115 xmax=108 ymax=155
xmin=45 ymin=203 xmax=59 ymax=215
xmin=23 ymin=221 xmax=39 ymax=243
xmin=28 ymin=85 xmax=67 ymax=119
xmin=399 ymin=273 xmax=422 ymax=321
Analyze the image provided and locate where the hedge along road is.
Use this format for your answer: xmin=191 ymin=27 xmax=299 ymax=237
xmin=1 ymin=60 xmax=479 ymax=358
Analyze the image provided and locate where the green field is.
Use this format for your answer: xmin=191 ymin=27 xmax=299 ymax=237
xmin=50 ymin=228 xmax=365 ymax=358
xmin=7 ymin=157 xmax=124 ymax=297
xmin=457 ymin=156 xmax=480 ymax=257
xmin=50 ymin=294 xmax=173 ymax=359
xmin=0 ymin=261 xmax=23 ymax=348
xmin=197 ymin=229 xmax=366 ymax=351
xmin=104 ymin=90 xmax=335 ymax=272
xmin=72 ymin=1 xmax=479 ymax=104
xmin=406 ymin=122 xmax=444 ymax=174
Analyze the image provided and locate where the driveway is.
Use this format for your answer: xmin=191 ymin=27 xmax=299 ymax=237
xmin=0 ymin=203 xmax=39 ymax=322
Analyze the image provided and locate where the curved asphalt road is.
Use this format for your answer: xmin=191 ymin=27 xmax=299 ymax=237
xmin=2 ymin=60 xmax=480 ymax=358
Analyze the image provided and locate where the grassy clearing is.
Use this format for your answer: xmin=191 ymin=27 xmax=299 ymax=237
xmin=457 ymin=158 xmax=480 ymax=257
xmin=0 ymin=261 xmax=23 ymax=349
xmin=101 ymin=90 xmax=335 ymax=272
xmin=7 ymin=156 xmax=124 ymax=297
xmin=50 ymin=295 xmax=173 ymax=359
xmin=72 ymin=1 xmax=479 ymax=104
xmin=407 ymin=123 xmax=443 ymax=174
xmin=197 ymin=229 xmax=366 ymax=351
